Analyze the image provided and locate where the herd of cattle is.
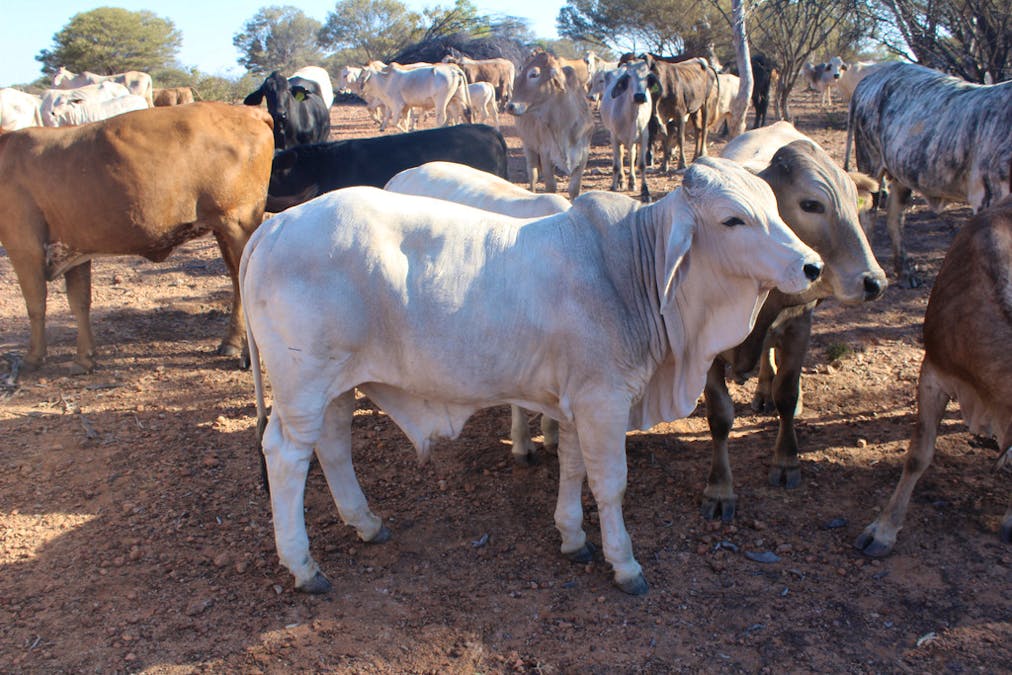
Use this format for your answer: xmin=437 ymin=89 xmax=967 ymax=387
xmin=0 ymin=49 xmax=1009 ymax=596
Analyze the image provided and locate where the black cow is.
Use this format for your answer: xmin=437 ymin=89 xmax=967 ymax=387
xmin=266 ymin=124 xmax=509 ymax=212
xmin=244 ymin=72 xmax=330 ymax=150
xmin=751 ymin=54 xmax=776 ymax=128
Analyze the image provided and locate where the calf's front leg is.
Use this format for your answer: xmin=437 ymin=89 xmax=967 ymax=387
xmin=768 ymin=307 xmax=813 ymax=489
xmin=702 ymin=359 xmax=737 ymax=520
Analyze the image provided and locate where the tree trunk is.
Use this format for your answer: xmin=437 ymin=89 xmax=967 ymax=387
xmin=727 ymin=0 xmax=752 ymax=138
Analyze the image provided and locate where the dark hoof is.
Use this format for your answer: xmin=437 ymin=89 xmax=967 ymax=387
xmin=701 ymin=497 xmax=736 ymax=522
xmin=905 ymin=274 xmax=923 ymax=290
xmin=768 ymin=466 xmax=801 ymax=489
xmin=565 ymin=541 xmax=596 ymax=564
xmin=69 ymin=360 xmax=95 ymax=376
xmin=297 ymin=571 xmax=332 ymax=594
xmin=854 ymin=527 xmax=893 ymax=557
xmin=366 ymin=525 xmax=391 ymax=544
xmin=239 ymin=349 xmax=251 ymax=371
xmin=1000 ymin=518 xmax=1012 ymax=544
xmin=217 ymin=343 xmax=242 ymax=357
xmin=615 ymin=573 xmax=649 ymax=596
xmin=751 ymin=395 xmax=776 ymax=415
xmin=512 ymin=451 xmax=538 ymax=467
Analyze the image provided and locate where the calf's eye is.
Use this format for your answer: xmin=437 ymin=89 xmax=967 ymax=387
xmin=800 ymin=200 xmax=825 ymax=214
xmin=722 ymin=217 xmax=745 ymax=227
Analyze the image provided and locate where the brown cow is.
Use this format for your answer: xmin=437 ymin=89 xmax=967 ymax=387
xmin=855 ymin=194 xmax=1012 ymax=555
xmin=152 ymin=87 xmax=196 ymax=106
xmin=0 ymin=102 xmax=274 ymax=374
xmin=442 ymin=55 xmax=516 ymax=107
xmin=646 ymin=56 xmax=718 ymax=171
xmin=506 ymin=51 xmax=594 ymax=199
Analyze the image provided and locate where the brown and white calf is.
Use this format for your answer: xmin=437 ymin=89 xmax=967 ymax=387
xmin=700 ymin=122 xmax=887 ymax=519
xmin=646 ymin=56 xmax=718 ymax=171
xmin=855 ymin=194 xmax=1012 ymax=554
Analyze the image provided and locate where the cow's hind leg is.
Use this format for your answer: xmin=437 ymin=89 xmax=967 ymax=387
xmin=212 ymin=228 xmax=252 ymax=361
xmin=702 ymin=360 xmax=737 ymax=520
xmin=510 ymin=404 xmax=536 ymax=464
xmin=885 ymin=183 xmax=918 ymax=286
xmin=554 ymin=420 xmax=592 ymax=562
xmin=64 ymin=261 xmax=96 ymax=374
xmin=261 ymin=409 xmax=329 ymax=593
xmin=768 ymin=308 xmax=813 ymax=489
xmin=855 ymin=359 xmax=948 ymax=556
xmin=316 ymin=391 xmax=388 ymax=546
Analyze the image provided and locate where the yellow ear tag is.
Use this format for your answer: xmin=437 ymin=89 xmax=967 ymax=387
xmin=857 ymin=196 xmax=868 ymax=209
xmin=294 ymin=91 xmax=306 ymax=102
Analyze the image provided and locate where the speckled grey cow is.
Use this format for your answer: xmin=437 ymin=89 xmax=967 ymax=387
xmin=845 ymin=63 xmax=1012 ymax=284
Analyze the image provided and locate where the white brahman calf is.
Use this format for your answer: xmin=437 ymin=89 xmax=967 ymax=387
xmin=385 ymin=161 xmax=571 ymax=461
xmin=600 ymin=59 xmax=653 ymax=199
xmin=241 ymin=157 xmax=823 ymax=595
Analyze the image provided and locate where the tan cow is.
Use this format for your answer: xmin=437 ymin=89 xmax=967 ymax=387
xmin=506 ymin=51 xmax=594 ymax=199
xmin=53 ymin=66 xmax=154 ymax=107
xmin=856 ymin=194 xmax=1012 ymax=554
xmin=441 ymin=55 xmax=515 ymax=106
xmin=0 ymin=102 xmax=274 ymax=374
xmin=152 ymin=87 xmax=196 ymax=106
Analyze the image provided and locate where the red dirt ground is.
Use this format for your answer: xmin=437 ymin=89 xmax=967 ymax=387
xmin=1 ymin=92 xmax=1010 ymax=673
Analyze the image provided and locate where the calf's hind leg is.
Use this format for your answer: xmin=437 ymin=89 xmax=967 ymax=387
xmin=315 ymin=392 xmax=388 ymax=546
xmin=64 ymin=262 xmax=96 ymax=373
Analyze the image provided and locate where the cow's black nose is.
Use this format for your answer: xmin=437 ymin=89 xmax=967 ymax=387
xmin=803 ymin=262 xmax=822 ymax=281
xmin=633 ymin=93 xmax=647 ymax=104
xmin=863 ymin=275 xmax=884 ymax=300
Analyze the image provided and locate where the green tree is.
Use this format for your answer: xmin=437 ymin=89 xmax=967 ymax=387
xmin=557 ymin=0 xmax=717 ymax=55
xmin=873 ymin=0 xmax=1011 ymax=83
xmin=233 ymin=6 xmax=325 ymax=75
xmin=36 ymin=7 xmax=181 ymax=76
xmin=319 ymin=0 xmax=424 ymax=64
xmin=422 ymin=0 xmax=491 ymax=40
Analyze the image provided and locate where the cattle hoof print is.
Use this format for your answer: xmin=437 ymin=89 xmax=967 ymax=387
xmin=615 ymin=573 xmax=649 ymax=596
xmin=768 ymin=466 xmax=801 ymax=489
xmin=297 ymin=571 xmax=332 ymax=594
xmin=565 ymin=541 xmax=597 ymax=564
xmin=700 ymin=498 xmax=736 ymax=522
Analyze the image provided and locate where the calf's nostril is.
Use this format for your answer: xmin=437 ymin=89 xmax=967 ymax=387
xmin=863 ymin=276 xmax=883 ymax=299
xmin=803 ymin=262 xmax=822 ymax=282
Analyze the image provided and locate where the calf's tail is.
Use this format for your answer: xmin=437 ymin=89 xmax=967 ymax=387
xmin=238 ymin=235 xmax=272 ymax=494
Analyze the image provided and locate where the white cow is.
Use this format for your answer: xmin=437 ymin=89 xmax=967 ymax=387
xmin=708 ymin=73 xmax=740 ymax=132
xmin=40 ymin=81 xmax=131 ymax=127
xmin=290 ymin=66 xmax=334 ymax=108
xmin=360 ymin=63 xmax=470 ymax=130
xmin=0 ymin=88 xmax=42 ymax=131
xmin=600 ymin=60 xmax=653 ymax=198
xmin=241 ymin=157 xmax=823 ymax=595
xmin=48 ymin=93 xmax=148 ymax=127
xmin=449 ymin=82 xmax=498 ymax=127
xmin=52 ymin=66 xmax=154 ymax=107
xmin=385 ymin=161 xmax=570 ymax=462
xmin=836 ymin=60 xmax=889 ymax=101
xmin=384 ymin=161 xmax=570 ymax=217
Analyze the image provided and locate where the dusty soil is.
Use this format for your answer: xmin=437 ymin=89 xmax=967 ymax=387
xmin=1 ymin=93 xmax=1010 ymax=674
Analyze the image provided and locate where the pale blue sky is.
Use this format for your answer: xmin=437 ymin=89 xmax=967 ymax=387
xmin=1 ymin=1 xmax=564 ymax=86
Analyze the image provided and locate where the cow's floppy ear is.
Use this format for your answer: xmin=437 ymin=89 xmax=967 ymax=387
xmin=244 ymin=87 xmax=264 ymax=106
xmin=610 ymin=74 xmax=629 ymax=98
xmin=647 ymin=73 xmax=661 ymax=97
